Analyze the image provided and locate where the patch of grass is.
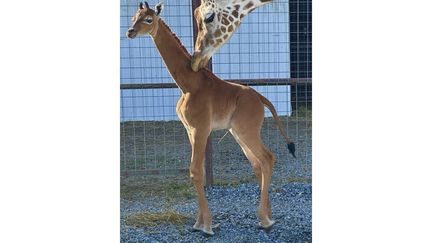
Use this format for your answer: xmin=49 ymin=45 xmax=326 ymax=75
xmin=285 ymin=176 xmax=311 ymax=184
xmin=121 ymin=176 xmax=195 ymax=200
xmin=213 ymin=174 xmax=311 ymax=187
xmin=213 ymin=175 xmax=257 ymax=187
xmin=164 ymin=181 xmax=195 ymax=199
xmin=289 ymin=106 xmax=312 ymax=121
xmin=125 ymin=210 xmax=191 ymax=228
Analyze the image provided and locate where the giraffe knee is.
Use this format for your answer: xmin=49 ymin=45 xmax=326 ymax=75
xmin=251 ymin=162 xmax=261 ymax=172
xmin=260 ymin=151 xmax=276 ymax=171
xmin=263 ymin=150 xmax=276 ymax=165
xmin=189 ymin=168 xmax=203 ymax=182
xmin=269 ymin=152 xmax=276 ymax=164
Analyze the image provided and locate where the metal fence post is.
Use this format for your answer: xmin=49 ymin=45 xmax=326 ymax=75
xmin=192 ymin=0 xmax=213 ymax=186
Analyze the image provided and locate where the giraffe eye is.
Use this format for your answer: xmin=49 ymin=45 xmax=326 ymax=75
xmin=144 ymin=17 xmax=153 ymax=24
xmin=204 ymin=12 xmax=215 ymax=23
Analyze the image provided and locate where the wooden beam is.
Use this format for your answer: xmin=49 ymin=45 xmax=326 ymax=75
xmin=120 ymin=78 xmax=311 ymax=90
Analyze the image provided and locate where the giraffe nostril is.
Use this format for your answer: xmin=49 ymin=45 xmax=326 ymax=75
xmin=128 ymin=28 xmax=135 ymax=33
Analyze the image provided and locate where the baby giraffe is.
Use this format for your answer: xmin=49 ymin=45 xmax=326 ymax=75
xmin=126 ymin=1 xmax=295 ymax=236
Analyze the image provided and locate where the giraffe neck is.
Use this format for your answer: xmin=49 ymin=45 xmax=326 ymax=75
xmin=151 ymin=19 xmax=197 ymax=93
xmin=207 ymin=0 xmax=271 ymax=38
xmin=209 ymin=0 xmax=270 ymax=14
xmin=233 ymin=0 xmax=270 ymax=16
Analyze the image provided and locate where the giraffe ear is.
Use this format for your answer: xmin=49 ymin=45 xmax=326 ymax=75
xmin=155 ymin=2 xmax=164 ymax=16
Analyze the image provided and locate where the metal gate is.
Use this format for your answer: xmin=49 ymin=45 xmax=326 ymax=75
xmin=120 ymin=0 xmax=311 ymax=185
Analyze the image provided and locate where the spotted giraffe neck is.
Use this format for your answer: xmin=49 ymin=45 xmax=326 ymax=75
xmin=203 ymin=0 xmax=271 ymax=44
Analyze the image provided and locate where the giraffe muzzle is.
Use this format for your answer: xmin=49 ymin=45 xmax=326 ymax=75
xmin=126 ymin=28 xmax=137 ymax=39
xmin=191 ymin=52 xmax=209 ymax=72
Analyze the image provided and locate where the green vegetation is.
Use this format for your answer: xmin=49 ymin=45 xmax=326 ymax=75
xmin=121 ymin=175 xmax=195 ymax=201
xmin=125 ymin=210 xmax=192 ymax=227
xmin=121 ymin=173 xmax=310 ymax=202
xmin=213 ymin=174 xmax=311 ymax=188
xmin=285 ymin=175 xmax=312 ymax=184
xmin=290 ymin=106 xmax=312 ymax=121
xmin=213 ymin=175 xmax=256 ymax=187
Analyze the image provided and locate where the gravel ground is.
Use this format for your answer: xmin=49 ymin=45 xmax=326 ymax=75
xmin=121 ymin=183 xmax=311 ymax=242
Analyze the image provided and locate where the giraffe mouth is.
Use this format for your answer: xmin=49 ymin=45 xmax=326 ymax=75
xmin=191 ymin=52 xmax=209 ymax=72
xmin=126 ymin=30 xmax=137 ymax=39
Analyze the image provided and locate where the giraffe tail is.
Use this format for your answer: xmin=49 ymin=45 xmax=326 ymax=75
xmin=253 ymin=90 xmax=296 ymax=158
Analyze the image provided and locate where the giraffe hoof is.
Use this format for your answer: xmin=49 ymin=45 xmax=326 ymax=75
xmin=258 ymin=219 xmax=276 ymax=232
xmin=192 ymin=223 xmax=218 ymax=236
xmin=202 ymin=228 xmax=215 ymax=236
xmin=192 ymin=223 xmax=203 ymax=231
xmin=211 ymin=223 xmax=221 ymax=229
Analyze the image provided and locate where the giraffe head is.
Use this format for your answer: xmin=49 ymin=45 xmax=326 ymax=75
xmin=191 ymin=0 xmax=272 ymax=71
xmin=126 ymin=1 xmax=164 ymax=39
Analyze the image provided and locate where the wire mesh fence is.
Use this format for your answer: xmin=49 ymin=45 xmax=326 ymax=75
xmin=120 ymin=0 xmax=193 ymax=176
xmin=120 ymin=0 xmax=311 ymax=185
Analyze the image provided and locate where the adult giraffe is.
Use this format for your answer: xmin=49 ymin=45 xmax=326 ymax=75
xmin=126 ymin=1 xmax=295 ymax=235
xmin=191 ymin=0 xmax=272 ymax=71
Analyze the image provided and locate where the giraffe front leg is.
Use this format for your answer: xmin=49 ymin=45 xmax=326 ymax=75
xmin=188 ymin=128 xmax=216 ymax=235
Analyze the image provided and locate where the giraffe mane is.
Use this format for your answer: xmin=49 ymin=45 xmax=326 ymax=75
xmin=159 ymin=19 xmax=192 ymax=59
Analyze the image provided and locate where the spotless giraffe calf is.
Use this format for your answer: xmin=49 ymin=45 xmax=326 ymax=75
xmin=126 ymin=1 xmax=295 ymax=236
